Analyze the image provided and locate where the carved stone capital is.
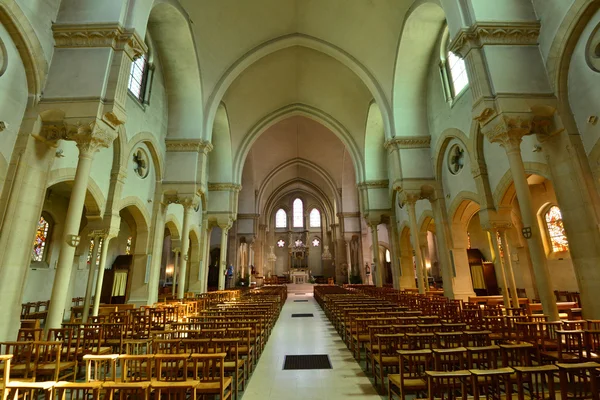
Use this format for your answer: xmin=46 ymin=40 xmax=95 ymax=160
xmin=52 ymin=23 xmax=147 ymax=60
xmin=166 ymin=139 xmax=213 ymax=154
xmin=66 ymin=121 xmax=118 ymax=156
xmin=384 ymin=136 xmax=431 ymax=150
xmin=357 ymin=180 xmax=389 ymax=190
xmin=208 ymin=182 xmax=242 ymax=192
xmin=449 ymin=21 xmax=541 ymax=58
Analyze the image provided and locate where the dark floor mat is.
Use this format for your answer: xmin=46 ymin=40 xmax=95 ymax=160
xmin=283 ymin=354 xmax=332 ymax=370
xmin=291 ymin=313 xmax=314 ymax=317
xmin=293 ymin=300 xmax=309 ymax=302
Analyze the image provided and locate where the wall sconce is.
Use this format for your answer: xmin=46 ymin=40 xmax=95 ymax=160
xmin=165 ymin=265 xmax=174 ymax=276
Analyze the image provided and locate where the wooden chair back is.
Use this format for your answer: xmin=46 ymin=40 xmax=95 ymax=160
xmin=119 ymin=354 xmax=153 ymax=382
xmin=433 ymin=347 xmax=467 ymax=372
xmin=514 ymin=365 xmax=558 ymax=400
xmin=425 ymin=370 xmax=470 ymax=400
xmin=154 ymin=354 xmax=189 ymax=382
xmin=83 ymin=354 xmax=118 ymax=382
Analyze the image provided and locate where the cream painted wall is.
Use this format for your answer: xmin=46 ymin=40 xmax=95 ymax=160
xmin=533 ymin=0 xmax=576 ymax=62
xmin=120 ymin=142 xmax=157 ymax=217
xmin=568 ymin=9 xmax=600 ymax=155
xmin=0 ymin=23 xmax=28 ymax=183
xmin=15 ymin=0 xmax=61 ymax=61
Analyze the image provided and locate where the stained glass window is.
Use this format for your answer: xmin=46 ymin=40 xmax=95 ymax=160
xmin=275 ymin=209 xmax=287 ymax=228
xmin=312 ymin=238 xmax=320 ymax=247
xmin=293 ymin=198 xmax=303 ymax=228
xmin=545 ymin=206 xmax=569 ymax=252
xmin=32 ymin=216 xmax=49 ymax=262
xmin=277 ymin=239 xmax=285 ymax=248
xmin=448 ymin=51 xmax=468 ymax=96
xmin=128 ymin=54 xmax=148 ymax=101
xmin=496 ymin=231 xmax=504 ymax=259
xmin=385 ymin=249 xmax=391 ymax=263
xmin=309 ymin=208 xmax=321 ymax=228
xmin=467 ymin=232 xmax=471 ymax=249
xmin=87 ymin=238 xmax=104 ymax=266
xmin=126 ymin=236 xmax=132 ymax=255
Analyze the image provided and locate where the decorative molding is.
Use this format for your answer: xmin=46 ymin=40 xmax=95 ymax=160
xmin=449 ymin=21 xmax=541 ymax=58
xmin=357 ymin=180 xmax=389 ymax=189
xmin=237 ymin=213 xmax=259 ymax=219
xmin=52 ymin=23 xmax=147 ymax=59
xmin=384 ymin=136 xmax=431 ymax=150
xmin=208 ymin=182 xmax=242 ymax=192
xmin=165 ymin=139 xmax=213 ymax=154
xmin=339 ymin=212 xmax=361 ymax=218
xmin=585 ymin=22 xmax=600 ymax=72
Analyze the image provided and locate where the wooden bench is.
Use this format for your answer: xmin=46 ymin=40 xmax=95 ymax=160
xmin=527 ymin=302 xmax=581 ymax=319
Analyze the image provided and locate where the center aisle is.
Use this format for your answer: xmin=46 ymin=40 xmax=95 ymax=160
xmin=242 ymin=290 xmax=383 ymax=400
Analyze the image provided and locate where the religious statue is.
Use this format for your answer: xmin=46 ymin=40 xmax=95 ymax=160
xmin=365 ymin=262 xmax=371 ymax=276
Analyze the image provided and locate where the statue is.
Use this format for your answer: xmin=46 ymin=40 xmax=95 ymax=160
xmin=365 ymin=262 xmax=371 ymax=276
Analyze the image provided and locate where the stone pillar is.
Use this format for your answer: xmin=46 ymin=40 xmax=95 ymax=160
xmin=177 ymin=202 xmax=193 ymax=299
xmin=147 ymin=199 xmax=167 ymax=305
xmin=370 ymin=224 xmax=383 ymax=287
xmin=93 ymin=233 xmax=113 ymax=315
xmin=486 ymin=130 xmax=559 ymax=321
xmin=406 ymin=197 xmax=427 ymax=294
xmin=82 ymin=234 xmax=101 ymax=322
xmin=387 ymin=220 xmax=400 ymax=289
xmin=172 ymin=248 xmax=180 ymax=298
xmin=46 ymin=125 xmax=117 ymax=331
xmin=499 ymin=229 xmax=520 ymax=310
xmin=218 ymin=224 xmax=231 ymax=290
xmin=488 ymin=228 xmax=511 ymax=308
xmin=419 ymin=232 xmax=430 ymax=290
xmin=429 ymin=193 xmax=458 ymax=298
xmin=200 ymin=220 xmax=212 ymax=293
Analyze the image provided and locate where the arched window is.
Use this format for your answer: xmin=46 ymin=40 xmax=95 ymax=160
xmin=312 ymin=238 xmax=320 ymax=247
xmin=385 ymin=249 xmax=391 ymax=263
xmin=31 ymin=215 xmax=50 ymax=262
xmin=440 ymin=28 xmax=469 ymax=100
xmin=293 ymin=198 xmax=303 ymax=228
xmin=309 ymin=208 xmax=321 ymax=228
xmin=128 ymin=54 xmax=149 ymax=101
xmin=126 ymin=236 xmax=133 ymax=255
xmin=447 ymin=51 xmax=468 ymax=96
xmin=545 ymin=206 xmax=569 ymax=252
xmin=275 ymin=209 xmax=287 ymax=228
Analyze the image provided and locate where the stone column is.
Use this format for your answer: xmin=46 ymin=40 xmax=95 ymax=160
xmin=172 ymin=248 xmax=180 ymax=297
xmin=429 ymin=193 xmax=457 ymax=298
xmin=406 ymin=197 xmax=427 ymax=294
xmin=488 ymin=228 xmax=511 ymax=308
xmin=177 ymin=202 xmax=193 ymax=299
xmin=147 ymin=199 xmax=167 ymax=305
xmin=369 ymin=224 xmax=383 ymax=287
xmin=93 ymin=233 xmax=113 ymax=315
xmin=486 ymin=130 xmax=559 ymax=321
xmin=218 ymin=224 xmax=231 ymax=290
xmin=46 ymin=125 xmax=117 ymax=331
xmin=388 ymin=219 xmax=401 ymax=290
xmin=200 ymin=220 xmax=212 ymax=293
xmin=419 ymin=232 xmax=430 ymax=290
xmin=82 ymin=234 xmax=101 ymax=322
xmin=499 ymin=229 xmax=520 ymax=310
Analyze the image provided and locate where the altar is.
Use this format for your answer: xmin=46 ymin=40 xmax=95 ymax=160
xmin=290 ymin=269 xmax=309 ymax=284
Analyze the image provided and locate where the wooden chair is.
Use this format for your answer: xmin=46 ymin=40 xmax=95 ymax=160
xmin=55 ymin=381 xmax=104 ymax=400
xmin=541 ymin=330 xmax=585 ymax=363
xmin=433 ymin=347 xmax=467 ymax=372
xmin=366 ymin=325 xmax=396 ymax=373
xmin=16 ymin=329 xmax=43 ymax=342
xmin=406 ymin=333 xmax=436 ymax=350
xmin=556 ymin=362 xmax=600 ymax=400
xmin=83 ymin=354 xmax=118 ymax=383
xmin=103 ymin=355 xmax=153 ymax=400
xmin=514 ymin=365 xmax=558 ymax=400
xmin=226 ymin=328 xmax=254 ymax=374
xmin=463 ymin=331 xmax=492 ymax=347
xmin=5 ymin=381 xmax=55 ymax=400
xmin=585 ymin=330 xmax=600 ymax=362
xmin=435 ymin=332 xmax=463 ymax=349
xmin=372 ymin=333 xmax=402 ymax=391
xmin=34 ymin=341 xmax=76 ymax=382
xmin=190 ymin=353 xmax=232 ymax=400
xmin=0 ymin=355 xmax=12 ymax=400
xmin=466 ymin=346 xmax=499 ymax=370
xmin=0 ymin=342 xmax=35 ymax=381
xmin=388 ymin=349 xmax=432 ymax=400
xmin=470 ymin=367 xmax=513 ymax=400
xmin=425 ymin=370 xmax=470 ymax=400
xmin=211 ymin=339 xmax=245 ymax=400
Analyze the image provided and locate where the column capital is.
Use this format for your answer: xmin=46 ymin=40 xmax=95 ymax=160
xmin=39 ymin=118 xmax=117 ymax=156
xmin=399 ymin=190 xmax=421 ymax=206
xmin=173 ymin=247 xmax=181 ymax=255
xmin=449 ymin=21 xmax=540 ymax=58
xmin=52 ymin=23 xmax=147 ymax=60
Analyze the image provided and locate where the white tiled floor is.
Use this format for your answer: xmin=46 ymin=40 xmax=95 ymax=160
xmin=242 ymin=289 xmax=383 ymax=400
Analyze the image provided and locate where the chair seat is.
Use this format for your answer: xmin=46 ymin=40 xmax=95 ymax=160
xmin=102 ymin=382 xmax=151 ymax=389
xmin=224 ymin=360 xmax=245 ymax=370
xmin=352 ymin=334 xmax=370 ymax=342
xmin=196 ymin=377 xmax=232 ymax=393
xmin=387 ymin=374 xmax=426 ymax=389
xmin=150 ymin=380 xmax=200 ymax=389
xmin=377 ymin=356 xmax=399 ymax=365
xmin=37 ymin=362 xmax=77 ymax=371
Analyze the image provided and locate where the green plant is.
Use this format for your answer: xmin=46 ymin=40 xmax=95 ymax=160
xmin=309 ymin=276 xmax=316 ymax=284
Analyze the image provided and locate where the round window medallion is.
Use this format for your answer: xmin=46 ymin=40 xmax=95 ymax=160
xmin=132 ymin=148 xmax=150 ymax=179
xmin=0 ymin=39 xmax=7 ymax=77
xmin=447 ymin=144 xmax=465 ymax=175
xmin=585 ymin=24 xmax=600 ymax=73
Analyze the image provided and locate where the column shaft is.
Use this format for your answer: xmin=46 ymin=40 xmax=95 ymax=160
xmin=407 ymin=202 xmax=427 ymax=294
xmin=46 ymin=151 xmax=95 ymax=330
xmin=499 ymin=230 xmax=520 ymax=311
xmin=82 ymin=236 xmax=100 ymax=322
xmin=147 ymin=204 xmax=166 ymax=305
xmin=218 ymin=227 xmax=229 ymax=290
xmin=201 ymin=226 xmax=212 ymax=293
xmin=172 ymin=250 xmax=180 ymax=297
xmin=177 ymin=207 xmax=192 ymax=299
xmin=430 ymin=198 xmax=456 ymax=298
xmin=490 ymin=230 xmax=511 ymax=309
xmin=93 ymin=236 xmax=111 ymax=315
xmin=505 ymin=146 xmax=559 ymax=321
xmin=371 ymin=225 xmax=383 ymax=287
